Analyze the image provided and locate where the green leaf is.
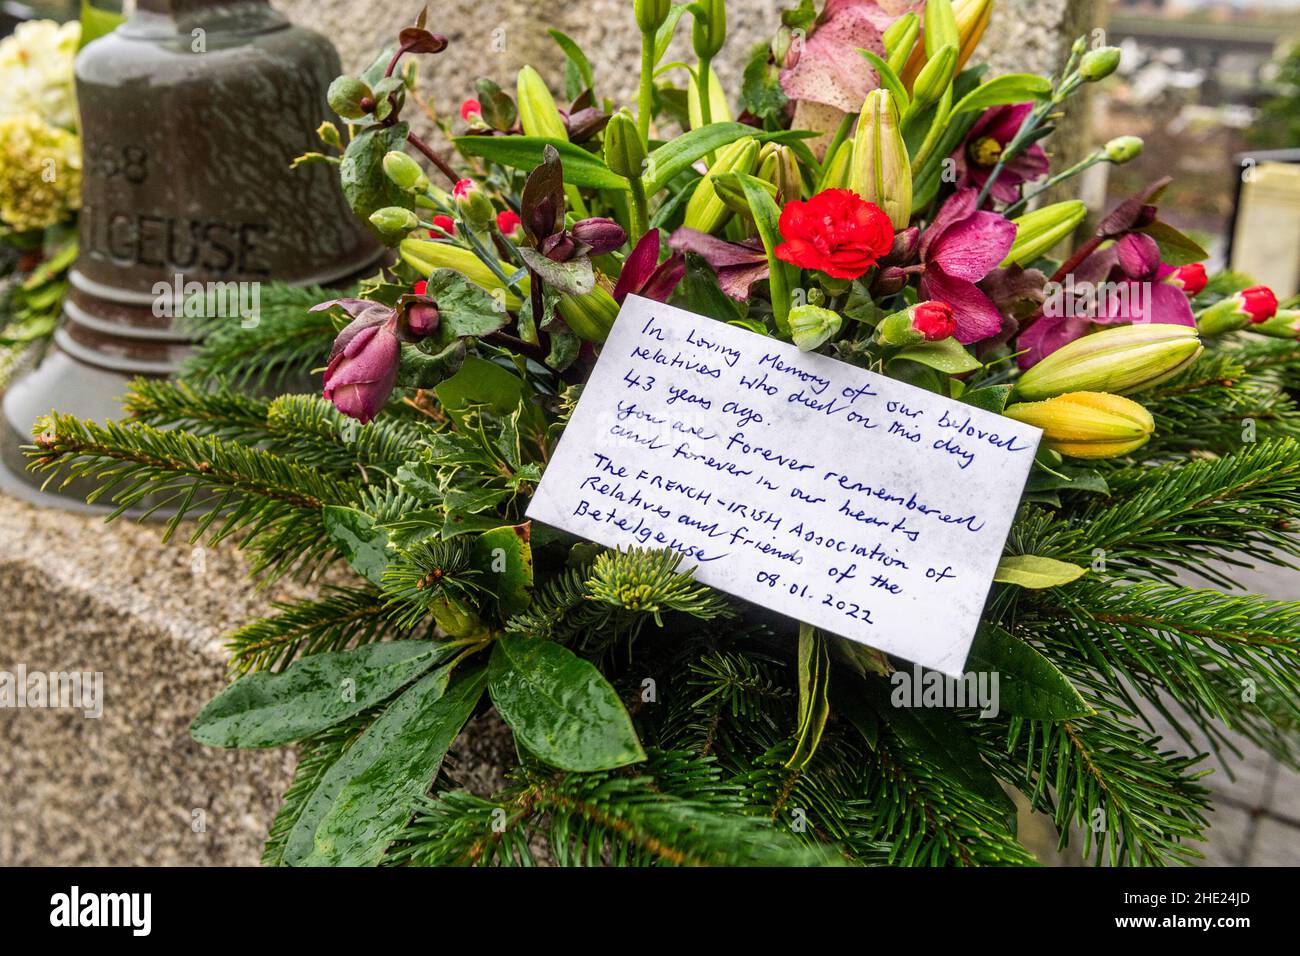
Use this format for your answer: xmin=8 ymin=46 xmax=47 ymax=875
xmin=738 ymin=172 xmax=794 ymax=334
xmin=680 ymin=252 xmax=741 ymax=324
xmin=323 ymin=506 xmax=392 ymax=586
xmin=284 ymin=663 xmax=487 ymax=866
xmin=518 ymin=246 xmax=596 ymax=296
xmin=453 ymin=135 xmax=627 ymax=190
xmin=488 ymin=632 xmax=645 ymax=771
xmin=654 ymin=4 xmax=690 ymax=62
xmin=859 ymin=49 xmax=910 ymax=112
xmin=339 ymin=123 xmax=414 ymax=226
xmin=895 ymin=337 xmax=982 ymax=373
xmin=994 ymin=554 xmax=1087 ymax=589
xmin=472 ymin=525 xmax=534 ymax=618
xmin=548 ymin=28 xmax=594 ymax=97
xmin=434 ymin=355 xmax=537 ymax=432
xmin=643 ymin=123 xmax=769 ymax=194
xmin=962 ymin=383 xmax=1013 ymax=413
xmin=396 ymin=338 xmax=467 ymax=389
xmin=741 ymin=42 xmax=789 ymax=120
xmin=1139 ymin=219 xmax=1210 ymax=267
xmin=867 ymin=681 xmax=1015 ymax=815
xmin=1025 ymin=468 xmax=1110 ymax=496
xmin=420 ymin=269 xmax=509 ymax=347
xmin=190 ymin=642 xmax=447 ymax=748
xmin=951 ymin=74 xmax=1053 ymax=115
xmin=788 ymin=624 xmax=831 ymax=768
xmin=966 ymin=625 xmax=1092 ymax=720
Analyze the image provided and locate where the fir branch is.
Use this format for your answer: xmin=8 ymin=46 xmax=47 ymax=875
xmin=225 ymin=585 xmax=405 ymax=674
xmin=1011 ymin=439 xmax=1300 ymax=588
xmin=180 ymin=282 xmax=341 ymax=390
xmin=28 ymin=413 xmax=360 ymax=580
xmin=586 ymin=548 xmax=734 ymax=625
xmin=394 ymin=750 xmax=835 ymax=867
xmin=380 ymin=538 xmax=484 ymax=629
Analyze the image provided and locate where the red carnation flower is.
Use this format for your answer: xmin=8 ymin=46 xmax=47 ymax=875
xmin=460 ymin=98 xmax=481 ymax=122
xmin=774 ymin=189 xmax=894 ymax=280
xmin=1166 ymin=262 xmax=1207 ymax=297
xmin=1242 ymin=285 xmax=1278 ymax=324
xmin=429 ymin=215 xmax=456 ymax=237
xmin=413 ymin=280 xmax=427 ymax=295
xmin=496 ymin=209 xmax=522 ymax=236
xmin=913 ymin=300 xmax=956 ymax=341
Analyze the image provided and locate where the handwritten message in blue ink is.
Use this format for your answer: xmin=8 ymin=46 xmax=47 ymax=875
xmin=527 ymin=295 xmax=1042 ymax=675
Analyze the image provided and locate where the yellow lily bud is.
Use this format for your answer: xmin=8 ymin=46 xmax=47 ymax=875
xmin=683 ymin=136 xmax=760 ymax=234
xmin=850 ymin=89 xmax=912 ymax=230
xmin=953 ymin=0 xmax=994 ymax=71
xmin=910 ymin=43 xmax=958 ymax=113
xmin=516 ymin=65 xmax=568 ymax=141
xmin=1004 ymin=392 xmax=1155 ymax=459
xmin=900 ymin=0 xmax=959 ymax=88
xmin=399 ymin=239 xmax=525 ymax=310
xmin=756 ymin=141 xmax=802 ymax=205
xmin=1014 ymin=323 xmax=1203 ymax=401
xmin=999 ymin=200 xmax=1087 ymax=267
xmin=558 ymin=285 xmax=621 ymax=343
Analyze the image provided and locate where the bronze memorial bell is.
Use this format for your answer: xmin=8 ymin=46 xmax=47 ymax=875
xmin=0 ymin=0 xmax=379 ymax=506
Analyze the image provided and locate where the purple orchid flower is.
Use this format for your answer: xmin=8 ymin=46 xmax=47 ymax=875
xmin=668 ymin=228 xmax=770 ymax=301
xmin=952 ymin=103 xmax=1049 ymax=207
xmin=917 ymin=188 xmax=1018 ymax=344
xmin=614 ymin=231 xmax=686 ymax=304
xmin=1016 ymin=232 xmax=1196 ymax=368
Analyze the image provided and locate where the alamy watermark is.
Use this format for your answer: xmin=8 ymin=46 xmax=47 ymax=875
xmin=891 ymin=664 xmax=1000 ymax=718
xmin=152 ymin=272 xmax=261 ymax=328
xmin=0 ymin=665 xmax=103 ymax=718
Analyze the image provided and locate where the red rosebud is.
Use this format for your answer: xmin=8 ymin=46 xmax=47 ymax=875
xmin=496 ymin=209 xmax=522 ymax=237
xmin=453 ymin=178 xmax=475 ymax=200
xmin=1167 ymin=262 xmax=1207 ymax=297
xmin=429 ymin=215 xmax=456 ymax=237
xmin=1241 ymin=285 xmax=1278 ymax=324
xmin=913 ymin=300 xmax=956 ymax=341
xmin=460 ymin=98 xmax=481 ymax=122
xmin=774 ymin=189 xmax=895 ymax=280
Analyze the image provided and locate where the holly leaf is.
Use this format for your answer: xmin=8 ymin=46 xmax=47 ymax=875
xmin=518 ymin=246 xmax=596 ymax=296
xmin=323 ymin=506 xmax=392 ymax=585
xmin=190 ymin=642 xmax=449 ymax=748
xmin=396 ymin=338 xmax=467 ymax=389
xmin=421 ymin=269 xmax=509 ymax=346
xmin=471 ymin=524 xmax=534 ymax=618
xmin=340 ymin=123 xmax=414 ymax=228
xmin=488 ymin=633 xmax=645 ymax=771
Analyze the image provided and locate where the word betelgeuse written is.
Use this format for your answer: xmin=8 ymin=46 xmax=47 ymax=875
xmin=527 ymin=296 xmax=1041 ymax=676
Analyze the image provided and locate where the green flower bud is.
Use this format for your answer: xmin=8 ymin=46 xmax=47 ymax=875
xmin=910 ymin=43 xmax=958 ymax=113
xmin=790 ymin=304 xmax=843 ymax=352
xmin=818 ymin=138 xmax=852 ymax=192
xmin=603 ymin=111 xmax=646 ymax=179
xmin=1003 ymin=391 xmax=1154 ymax=459
xmin=635 ymin=0 xmax=672 ymax=33
xmin=1103 ymin=135 xmax=1143 ymax=164
xmin=849 ymin=89 xmax=912 ymax=230
xmin=453 ymin=178 xmax=495 ymax=228
xmin=369 ymin=206 xmax=420 ymax=236
xmin=1248 ymin=308 xmax=1300 ymax=341
xmin=1079 ymin=45 xmax=1121 ymax=82
xmin=1000 ymin=200 xmax=1087 ymax=267
xmin=558 ymin=285 xmax=621 ymax=343
xmin=327 ymin=75 xmax=373 ymax=120
xmin=517 ymin=65 xmax=569 ymax=141
xmin=1014 ymin=323 xmax=1203 ymax=401
xmin=317 ymin=121 xmax=342 ymax=150
xmin=755 ymin=141 xmax=801 ymax=205
xmin=683 ymin=136 xmax=759 ymax=234
xmin=922 ymin=0 xmax=959 ymax=58
xmin=771 ymin=25 xmax=794 ymax=67
xmin=884 ymin=12 xmax=920 ymax=74
xmin=382 ymin=150 xmax=429 ymax=193
xmin=691 ymin=0 xmax=727 ymax=60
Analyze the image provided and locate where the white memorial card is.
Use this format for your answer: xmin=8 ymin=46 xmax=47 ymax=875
xmin=527 ymin=295 xmax=1042 ymax=676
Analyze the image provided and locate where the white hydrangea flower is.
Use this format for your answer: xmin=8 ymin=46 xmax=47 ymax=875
xmin=0 ymin=20 xmax=82 ymax=130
